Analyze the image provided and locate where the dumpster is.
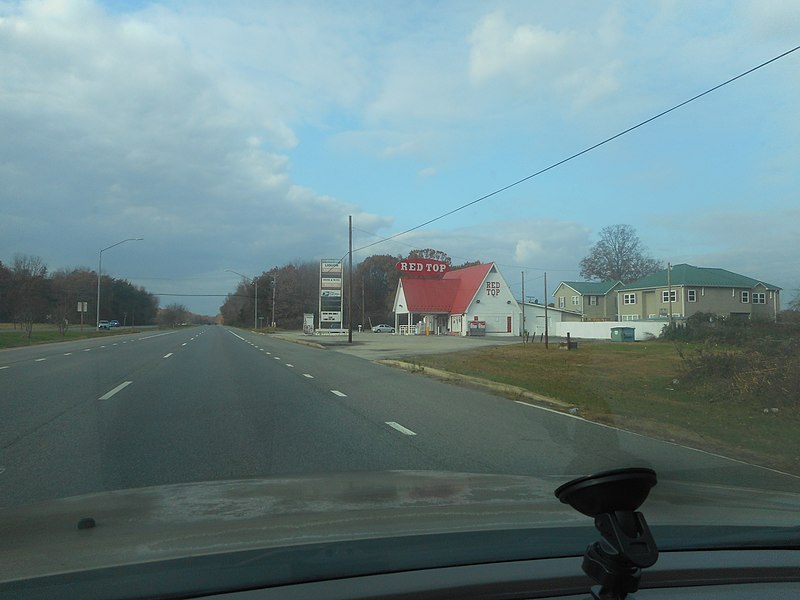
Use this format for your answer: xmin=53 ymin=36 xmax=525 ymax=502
xmin=468 ymin=320 xmax=486 ymax=336
xmin=610 ymin=326 xmax=635 ymax=342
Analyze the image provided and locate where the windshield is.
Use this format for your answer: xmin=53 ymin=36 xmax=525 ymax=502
xmin=1 ymin=0 xmax=799 ymax=593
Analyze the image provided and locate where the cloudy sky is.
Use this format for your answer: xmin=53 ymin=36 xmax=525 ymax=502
xmin=2 ymin=0 xmax=798 ymax=314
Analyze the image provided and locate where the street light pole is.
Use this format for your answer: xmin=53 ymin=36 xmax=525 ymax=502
xmin=96 ymin=238 xmax=143 ymax=328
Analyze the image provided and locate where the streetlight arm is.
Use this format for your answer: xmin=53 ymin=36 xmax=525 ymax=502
xmin=97 ymin=238 xmax=143 ymax=327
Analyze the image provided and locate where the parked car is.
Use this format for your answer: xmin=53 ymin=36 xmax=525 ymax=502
xmin=371 ymin=324 xmax=395 ymax=333
xmin=109 ymin=320 xmax=120 ymax=327
xmin=98 ymin=320 xmax=111 ymax=330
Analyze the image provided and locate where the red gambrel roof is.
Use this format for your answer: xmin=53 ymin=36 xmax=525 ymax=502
xmin=400 ymin=263 xmax=494 ymax=314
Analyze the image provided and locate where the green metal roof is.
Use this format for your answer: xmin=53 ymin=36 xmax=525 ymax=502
xmin=618 ymin=264 xmax=781 ymax=291
xmin=557 ymin=280 xmax=622 ymax=295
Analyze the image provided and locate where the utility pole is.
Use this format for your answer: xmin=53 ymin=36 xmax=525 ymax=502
xmin=361 ymin=275 xmax=365 ymax=330
xmin=521 ymin=271 xmax=525 ymax=343
xmin=271 ymin=272 xmax=276 ymax=328
xmin=544 ymin=272 xmax=549 ymax=349
xmin=667 ymin=262 xmax=673 ymax=330
xmin=254 ymin=277 xmax=258 ymax=329
xmin=348 ymin=215 xmax=353 ymax=344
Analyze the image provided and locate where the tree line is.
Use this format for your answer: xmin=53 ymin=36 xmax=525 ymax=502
xmin=219 ymin=249 xmax=481 ymax=329
xmin=0 ymin=254 xmax=159 ymax=338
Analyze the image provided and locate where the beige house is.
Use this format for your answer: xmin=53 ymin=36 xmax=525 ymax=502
xmin=616 ymin=264 xmax=781 ymax=322
xmin=552 ymin=280 xmax=622 ymax=321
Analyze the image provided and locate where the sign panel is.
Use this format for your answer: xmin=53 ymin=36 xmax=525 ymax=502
xmin=395 ymin=258 xmax=450 ymax=277
xmin=319 ymin=259 xmax=343 ymax=326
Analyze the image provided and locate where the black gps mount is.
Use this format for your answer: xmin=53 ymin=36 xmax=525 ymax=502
xmin=555 ymin=468 xmax=659 ymax=600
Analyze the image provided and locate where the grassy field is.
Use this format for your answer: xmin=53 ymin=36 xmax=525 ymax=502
xmin=406 ymin=340 xmax=800 ymax=475
xmin=0 ymin=325 xmax=145 ymax=349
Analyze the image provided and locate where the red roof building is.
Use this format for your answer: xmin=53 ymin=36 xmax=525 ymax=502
xmin=392 ymin=263 xmax=521 ymax=336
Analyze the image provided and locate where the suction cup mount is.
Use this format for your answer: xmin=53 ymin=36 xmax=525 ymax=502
xmin=555 ymin=468 xmax=659 ymax=600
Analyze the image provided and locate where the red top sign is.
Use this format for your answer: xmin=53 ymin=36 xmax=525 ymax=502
xmin=395 ymin=258 xmax=450 ymax=277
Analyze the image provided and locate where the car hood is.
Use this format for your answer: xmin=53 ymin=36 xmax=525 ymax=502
xmin=1 ymin=470 xmax=799 ymax=584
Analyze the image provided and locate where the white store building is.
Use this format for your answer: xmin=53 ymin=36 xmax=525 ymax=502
xmin=392 ymin=262 xmax=521 ymax=336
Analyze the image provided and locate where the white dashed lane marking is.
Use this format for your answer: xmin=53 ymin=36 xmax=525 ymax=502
xmin=303 ymin=373 xmax=313 ymax=378
xmin=99 ymin=381 xmax=133 ymax=400
xmin=163 ymin=353 xmax=173 ymax=359
xmin=35 ymin=358 xmax=46 ymax=362
xmin=386 ymin=422 xmax=417 ymax=436
xmin=331 ymin=390 xmax=347 ymax=397
xmin=63 ymin=352 xmax=72 ymax=356
xmin=286 ymin=364 xmax=294 ymax=368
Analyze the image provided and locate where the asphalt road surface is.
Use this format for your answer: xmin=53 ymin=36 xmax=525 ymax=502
xmin=0 ymin=325 xmax=797 ymax=507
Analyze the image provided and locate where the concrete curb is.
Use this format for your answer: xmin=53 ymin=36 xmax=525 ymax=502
xmin=270 ymin=335 xmax=326 ymax=350
xmin=377 ymin=359 xmax=572 ymax=410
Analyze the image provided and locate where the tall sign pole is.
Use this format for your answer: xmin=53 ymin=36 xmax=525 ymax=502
xmin=348 ymin=215 xmax=353 ymax=344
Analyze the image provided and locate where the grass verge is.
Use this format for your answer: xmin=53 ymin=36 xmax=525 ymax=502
xmin=405 ymin=340 xmax=799 ymax=476
xmin=0 ymin=327 xmax=144 ymax=349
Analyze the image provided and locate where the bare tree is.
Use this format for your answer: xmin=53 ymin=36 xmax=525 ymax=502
xmin=9 ymin=254 xmax=49 ymax=340
xmin=579 ymin=224 xmax=662 ymax=283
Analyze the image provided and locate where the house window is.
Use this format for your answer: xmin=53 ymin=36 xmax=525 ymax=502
xmin=622 ymin=314 xmax=638 ymax=321
xmin=571 ymin=295 xmax=580 ymax=306
xmin=687 ymin=289 xmax=697 ymax=302
xmin=741 ymin=290 xmax=750 ymax=303
xmin=752 ymin=292 xmax=766 ymax=304
xmin=661 ymin=290 xmax=677 ymax=303
xmin=623 ymin=293 xmax=636 ymax=305
xmin=589 ymin=295 xmax=598 ymax=306
xmin=558 ymin=297 xmax=565 ymax=308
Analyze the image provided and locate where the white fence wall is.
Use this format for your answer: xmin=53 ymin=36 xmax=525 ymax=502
xmin=553 ymin=321 xmax=666 ymax=341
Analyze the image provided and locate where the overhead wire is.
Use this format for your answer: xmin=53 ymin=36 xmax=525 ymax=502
xmin=352 ymin=44 xmax=800 ymax=255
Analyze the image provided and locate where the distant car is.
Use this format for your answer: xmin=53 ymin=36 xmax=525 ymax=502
xmin=109 ymin=320 xmax=120 ymax=327
xmin=98 ymin=320 xmax=111 ymax=330
xmin=372 ymin=324 xmax=395 ymax=333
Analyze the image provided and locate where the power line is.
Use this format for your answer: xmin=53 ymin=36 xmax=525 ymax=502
xmin=353 ymin=44 xmax=800 ymax=254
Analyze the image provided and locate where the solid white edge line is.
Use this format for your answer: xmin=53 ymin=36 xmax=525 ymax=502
xmin=99 ymin=381 xmax=133 ymax=400
xmin=331 ymin=390 xmax=347 ymax=397
xmin=227 ymin=330 xmax=246 ymax=341
xmin=139 ymin=331 xmax=176 ymax=340
xmin=512 ymin=401 xmax=800 ymax=481
xmin=386 ymin=421 xmax=417 ymax=436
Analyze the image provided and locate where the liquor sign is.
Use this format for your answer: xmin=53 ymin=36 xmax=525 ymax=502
xmin=319 ymin=259 xmax=343 ymax=325
xmin=395 ymin=258 xmax=450 ymax=277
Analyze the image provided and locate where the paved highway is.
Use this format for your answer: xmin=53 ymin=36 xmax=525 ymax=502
xmin=0 ymin=325 xmax=797 ymax=507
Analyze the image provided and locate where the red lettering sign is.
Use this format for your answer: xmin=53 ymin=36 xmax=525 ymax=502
xmin=394 ymin=258 xmax=450 ymax=277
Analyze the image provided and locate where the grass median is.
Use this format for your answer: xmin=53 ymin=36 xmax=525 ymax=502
xmin=404 ymin=340 xmax=799 ymax=475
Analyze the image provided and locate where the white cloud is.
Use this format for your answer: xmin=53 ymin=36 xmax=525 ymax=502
xmin=418 ymin=167 xmax=437 ymax=178
xmin=468 ymin=10 xmax=573 ymax=85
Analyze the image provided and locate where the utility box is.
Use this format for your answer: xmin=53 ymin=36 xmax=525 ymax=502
xmin=610 ymin=326 xmax=635 ymax=342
